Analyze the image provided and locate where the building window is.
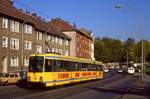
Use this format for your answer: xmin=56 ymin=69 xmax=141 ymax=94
xmin=55 ymin=48 xmax=58 ymax=53
xmin=45 ymin=47 xmax=50 ymax=53
xmin=36 ymin=45 xmax=42 ymax=53
xmin=24 ymin=57 xmax=29 ymax=67
xmin=2 ymin=18 xmax=8 ymax=28
xmin=24 ymin=24 xmax=32 ymax=34
xmin=65 ymin=40 xmax=69 ymax=46
xmin=65 ymin=50 xmax=69 ymax=56
xmin=58 ymin=49 xmax=62 ymax=55
xmin=46 ymin=35 xmax=51 ymax=41
xmin=52 ymin=36 xmax=55 ymax=42
xmin=55 ymin=37 xmax=59 ymax=43
xmin=54 ymin=36 xmax=56 ymax=43
xmin=36 ymin=31 xmax=42 ymax=40
xmin=58 ymin=38 xmax=60 ymax=44
xmin=60 ymin=49 xmax=63 ymax=55
xmin=2 ymin=37 xmax=8 ymax=47
xmin=10 ymin=57 xmax=19 ymax=67
xmin=58 ymin=38 xmax=62 ymax=45
xmin=10 ymin=38 xmax=19 ymax=50
xmin=11 ymin=21 xmax=19 ymax=33
xmin=25 ymin=41 xmax=32 ymax=50
xmin=52 ymin=48 xmax=54 ymax=53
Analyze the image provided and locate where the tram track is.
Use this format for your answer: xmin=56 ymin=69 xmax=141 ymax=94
xmin=17 ymin=70 xmax=127 ymax=99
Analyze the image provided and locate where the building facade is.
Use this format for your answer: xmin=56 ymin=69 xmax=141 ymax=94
xmin=0 ymin=0 xmax=70 ymax=73
xmin=77 ymin=29 xmax=95 ymax=60
xmin=50 ymin=18 xmax=95 ymax=60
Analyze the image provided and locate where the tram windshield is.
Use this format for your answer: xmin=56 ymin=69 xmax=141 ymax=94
xmin=29 ymin=56 xmax=44 ymax=72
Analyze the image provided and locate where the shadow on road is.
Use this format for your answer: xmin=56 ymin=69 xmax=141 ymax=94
xmin=16 ymin=80 xmax=51 ymax=90
xmin=16 ymin=80 xmax=30 ymax=89
xmin=16 ymin=80 xmax=77 ymax=91
xmin=85 ymin=83 xmax=150 ymax=98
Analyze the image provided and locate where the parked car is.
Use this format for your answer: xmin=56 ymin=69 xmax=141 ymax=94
xmin=127 ymin=67 xmax=135 ymax=74
xmin=0 ymin=73 xmax=21 ymax=85
xmin=103 ymin=67 xmax=109 ymax=73
xmin=117 ymin=69 xmax=123 ymax=73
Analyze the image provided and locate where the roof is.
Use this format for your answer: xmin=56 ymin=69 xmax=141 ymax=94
xmin=50 ymin=18 xmax=76 ymax=31
xmin=30 ymin=53 xmax=94 ymax=63
xmin=78 ymin=28 xmax=93 ymax=39
xmin=0 ymin=0 xmax=71 ymax=40
xmin=31 ymin=53 xmax=103 ymax=65
xmin=50 ymin=18 xmax=94 ymax=40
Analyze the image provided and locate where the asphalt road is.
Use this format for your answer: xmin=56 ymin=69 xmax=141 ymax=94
xmin=0 ymin=70 xmax=139 ymax=99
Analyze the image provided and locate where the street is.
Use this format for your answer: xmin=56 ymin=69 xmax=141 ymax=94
xmin=0 ymin=1 xmax=150 ymax=99
xmin=0 ymin=70 xmax=149 ymax=99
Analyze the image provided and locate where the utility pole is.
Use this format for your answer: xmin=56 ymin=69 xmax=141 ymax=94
xmin=115 ymin=4 xmax=145 ymax=84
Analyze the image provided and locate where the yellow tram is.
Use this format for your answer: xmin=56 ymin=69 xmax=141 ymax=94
xmin=28 ymin=53 xmax=104 ymax=87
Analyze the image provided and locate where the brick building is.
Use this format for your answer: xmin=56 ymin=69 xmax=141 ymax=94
xmin=78 ymin=28 xmax=95 ymax=60
xmin=50 ymin=18 xmax=95 ymax=60
xmin=0 ymin=0 xmax=70 ymax=73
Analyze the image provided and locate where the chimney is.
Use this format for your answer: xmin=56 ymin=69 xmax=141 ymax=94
xmin=19 ymin=9 xmax=23 ymax=12
xmin=4 ymin=0 xmax=13 ymax=6
xmin=37 ymin=16 xmax=42 ymax=20
xmin=26 ymin=11 xmax=30 ymax=14
xmin=8 ymin=0 xmax=13 ymax=4
xmin=32 ymin=13 xmax=37 ymax=17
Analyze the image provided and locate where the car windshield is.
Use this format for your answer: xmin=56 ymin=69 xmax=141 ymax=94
xmin=29 ymin=56 xmax=44 ymax=72
xmin=0 ymin=73 xmax=9 ymax=77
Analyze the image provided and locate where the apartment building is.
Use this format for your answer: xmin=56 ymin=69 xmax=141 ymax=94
xmin=0 ymin=0 xmax=70 ymax=73
xmin=50 ymin=18 xmax=95 ymax=60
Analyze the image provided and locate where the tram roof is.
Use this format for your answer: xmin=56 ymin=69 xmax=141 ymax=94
xmin=30 ymin=53 xmax=95 ymax=63
xmin=94 ymin=61 xmax=104 ymax=66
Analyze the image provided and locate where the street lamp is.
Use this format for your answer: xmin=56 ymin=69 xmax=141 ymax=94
xmin=115 ymin=4 xmax=144 ymax=84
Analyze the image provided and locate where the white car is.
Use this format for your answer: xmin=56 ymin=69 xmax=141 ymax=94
xmin=117 ymin=69 xmax=123 ymax=73
xmin=103 ymin=68 xmax=109 ymax=73
xmin=127 ymin=67 xmax=135 ymax=74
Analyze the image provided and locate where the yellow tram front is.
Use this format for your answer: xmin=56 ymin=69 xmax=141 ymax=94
xmin=28 ymin=54 xmax=104 ymax=87
xmin=28 ymin=55 xmax=45 ymax=86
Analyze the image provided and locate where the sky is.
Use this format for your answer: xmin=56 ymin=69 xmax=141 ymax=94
xmin=14 ymin=0 xmax=150 ymax=41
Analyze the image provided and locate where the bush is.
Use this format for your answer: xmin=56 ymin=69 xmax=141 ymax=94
xmin=145 ymin=66 xmax=150 ymax=75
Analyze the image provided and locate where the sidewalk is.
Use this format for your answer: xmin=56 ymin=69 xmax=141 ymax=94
xmin=122 ymin=74 xmax=150 ymax=99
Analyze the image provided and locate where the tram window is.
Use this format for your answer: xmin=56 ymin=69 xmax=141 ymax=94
xmin=91 ymin=64 xmax=97 ymax=71
xmin=78 ymin=63 xmax=82 ymax=71
xmin=62 ymin=61 xmax=70 ymax=72
xmin=60 ymin=61 xmax=67 ymax=72
xmin=70 ymin=62 xmax=79 ymax=71
xmin=81 ymin=63 xmax=89 ymax=71
xmin=53 ymin=60 xmax=61 ymax=72
xmin=93 ymin=64 xmax=98 ymax=71
xmin=87 ymin=63 xmax=91 ymax=71
xmin=89 ymin=64 xmax=95 ymax=71
xmin=45 ymin=59 xmax=52 ymax=72
xmin=29 ymin=56 xmax=44 ymax=72
xmin=75 ymin=62 xmax=79 ymax=71
xmin=98 ymin=65 xmax=103 ymax=71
